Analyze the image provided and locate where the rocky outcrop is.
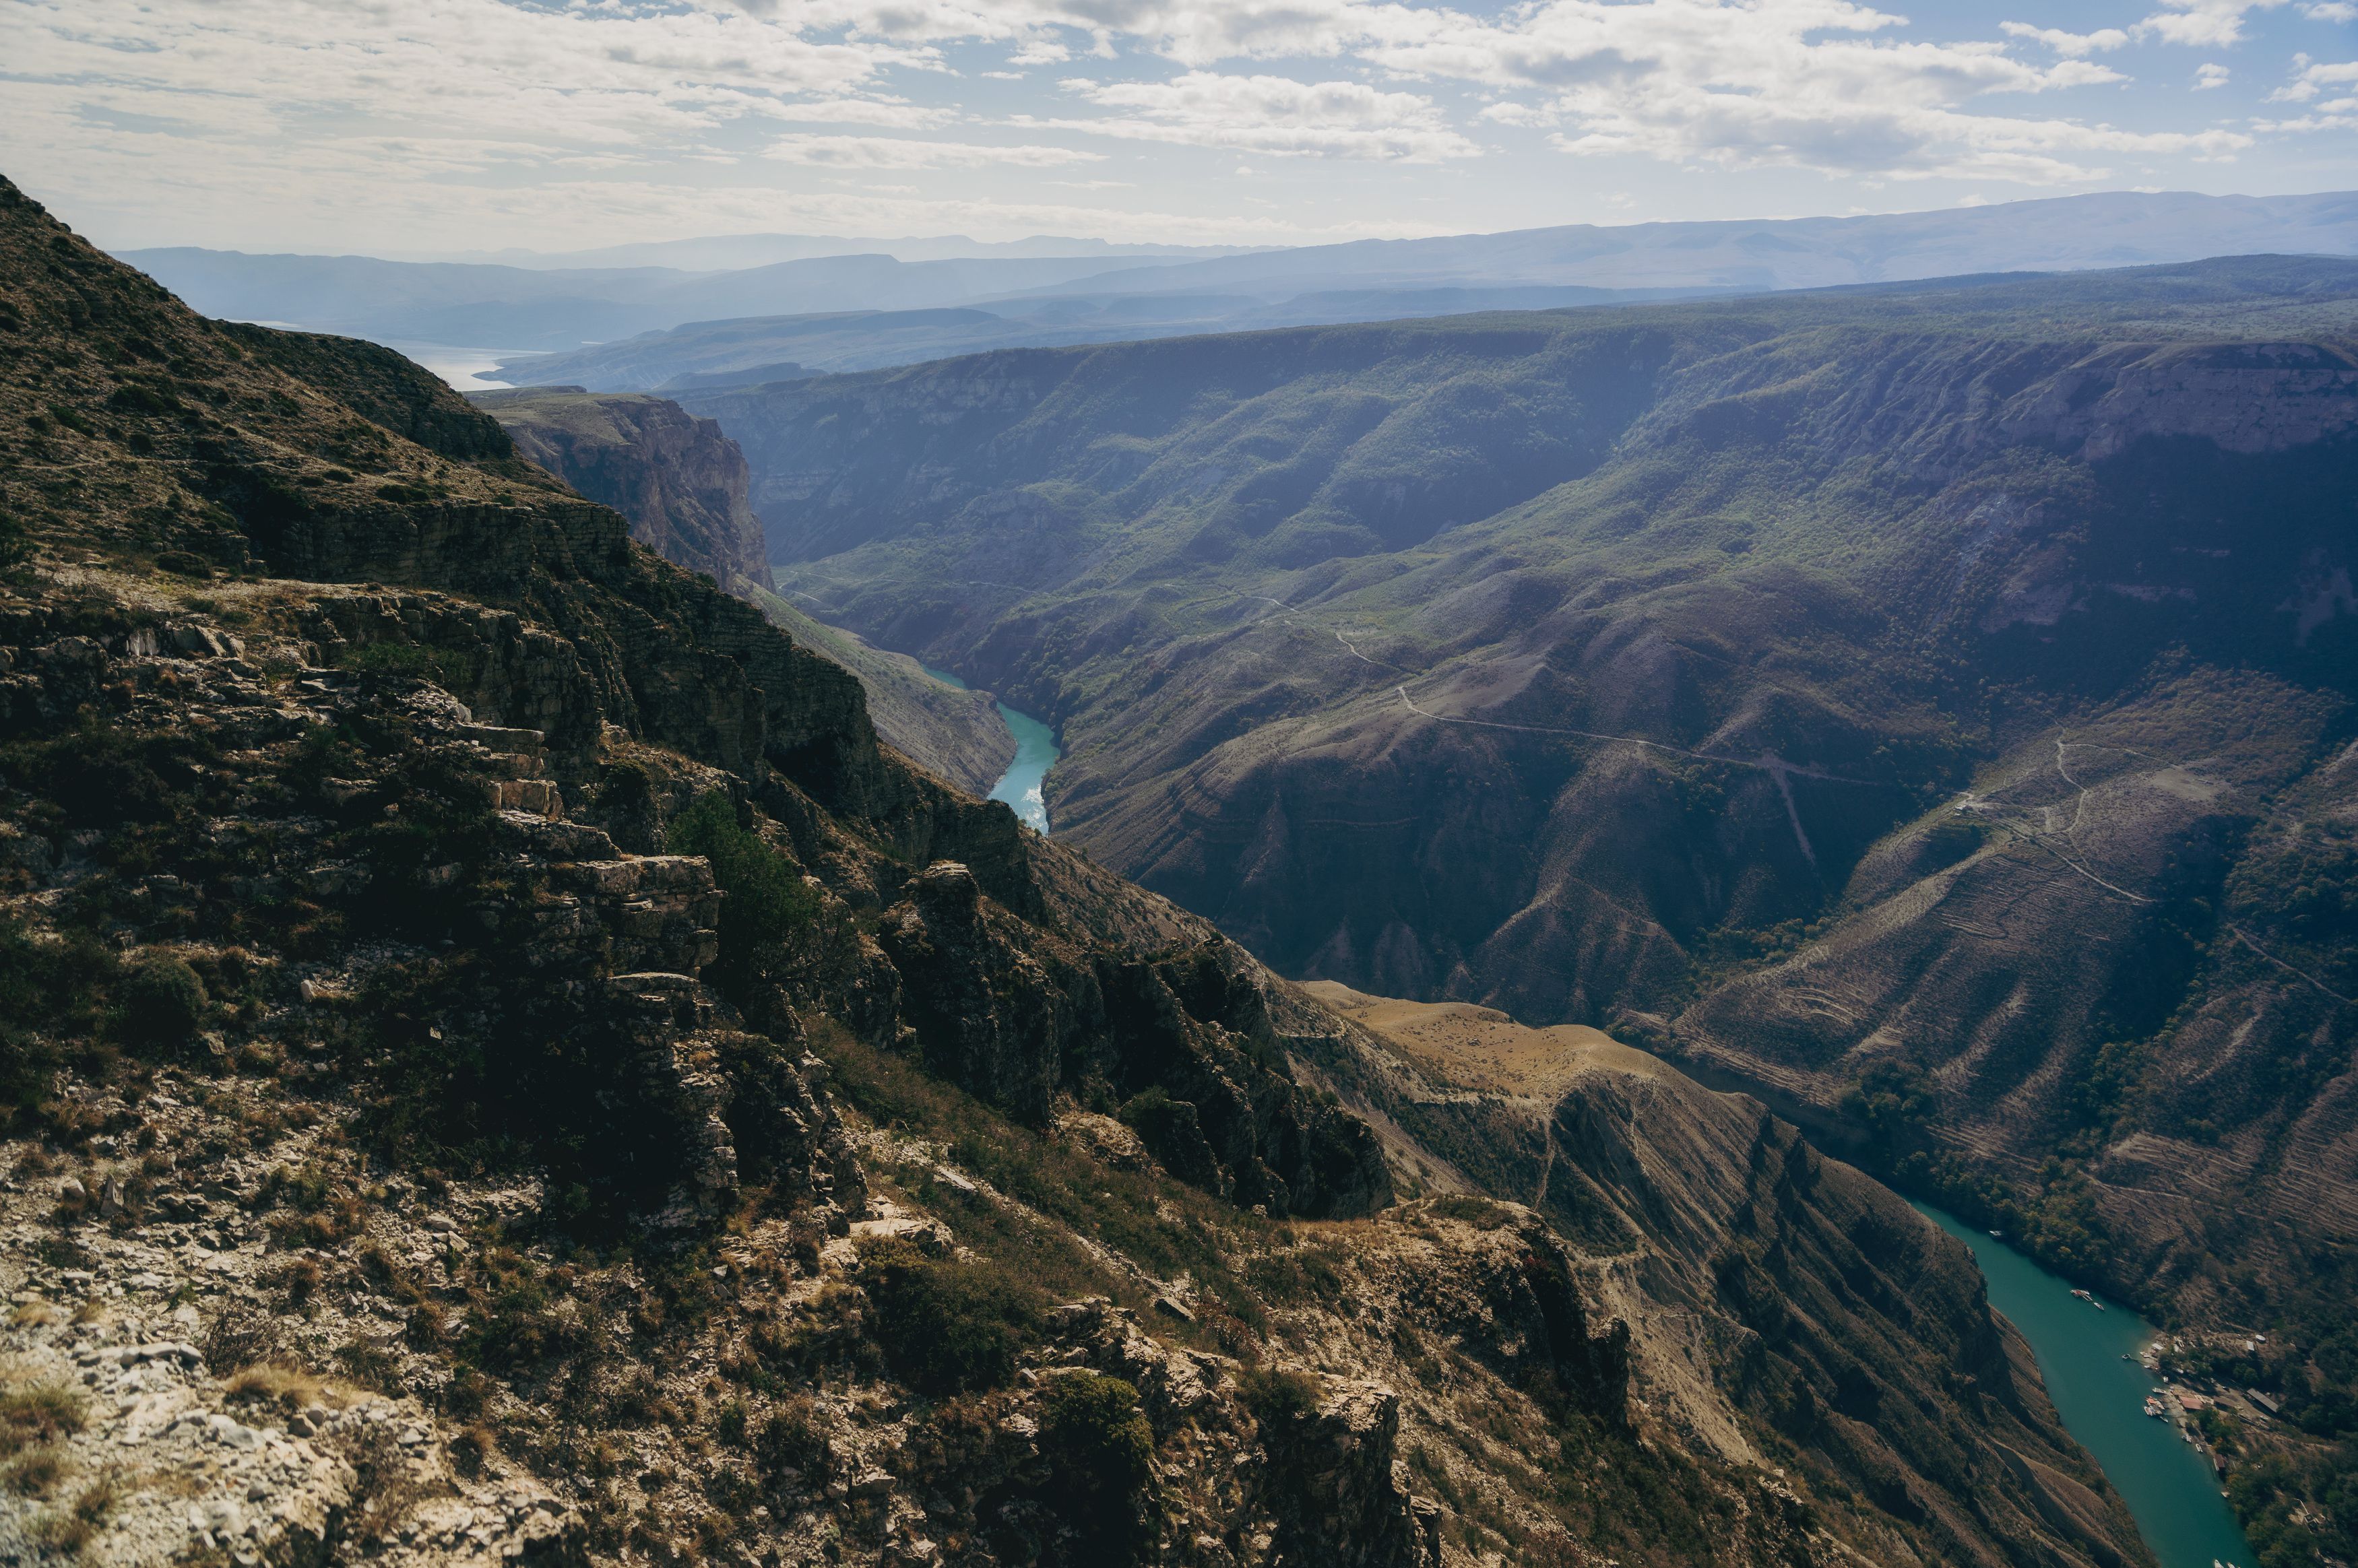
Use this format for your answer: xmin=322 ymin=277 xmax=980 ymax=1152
xmin=1302 ymin=989 xmax=2155 ymax=1568
xmin=1254 ymin=1381 xmax=1432 ymax=1568
xmin=477 ymin=387 xmax=775 ymax=594
xmin=878 ymin=861 xmax=1391 ymax=1217
xmin=753 ymin=593 xmax=1017 ymax=797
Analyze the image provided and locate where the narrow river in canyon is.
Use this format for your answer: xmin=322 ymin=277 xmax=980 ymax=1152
xmin=1912 ymin=1202 xmax=2256 ymax=1568
xmin=925 ymin=666 xmax=1058 ymax=834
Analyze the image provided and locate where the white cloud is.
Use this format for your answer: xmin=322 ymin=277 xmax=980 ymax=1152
xmin=2260 ymin=53 xmax=2358 ymax=121
xmin=2268 ymin=51 xmax=2358 ymax=95
xmin=2000 ymin=22 xmax=2131 ymax=56
xmin=1479 ymin=101 xmax=1557 ymax=127
xmin=0 ymin=0 xmax=2316 ymax=254
xmin=776 ymin=97 xmax=957 ymax=127
xmin=765 ymin=133 xmax=1103 ymax=165
xmin=1345 ymin=3 xmax=2188 ymax=185
xmin=2138 ymin=0 xmax=2289 ymax=47
xmin=2195 ymin=61 xmax=2233 ymax=85
xmin=2306 ymin=2 xmax=2358 ymax=18
xmin=1040 ymin=72 xmax=1479 ymax=160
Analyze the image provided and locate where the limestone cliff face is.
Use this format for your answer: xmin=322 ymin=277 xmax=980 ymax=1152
xmin=477 ymin=387 xmax=776 ymax=595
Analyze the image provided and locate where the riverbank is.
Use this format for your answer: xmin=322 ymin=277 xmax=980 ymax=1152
xmin=1913 ymin=1202 xmax=2255 ymax=1568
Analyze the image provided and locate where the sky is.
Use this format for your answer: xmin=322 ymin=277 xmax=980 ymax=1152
xmin=3 ymin=0 xmax=2355 ymax=255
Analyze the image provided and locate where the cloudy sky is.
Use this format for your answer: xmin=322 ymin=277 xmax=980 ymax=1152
xmin=3 ymin=0 xmax=2355 ymax=255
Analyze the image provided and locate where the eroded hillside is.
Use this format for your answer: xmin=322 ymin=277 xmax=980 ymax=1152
xmin=0 ymin=175 xmax=2143 ymax=1568
xmin=715 ymin=259 xmax=2358 ymax=1563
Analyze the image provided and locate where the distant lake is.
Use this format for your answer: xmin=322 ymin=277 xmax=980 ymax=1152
xmin=1912 ymin=1202 xmax=2256 ymax=1568
xmin=382 ymin=344 xmax=546 ymax=393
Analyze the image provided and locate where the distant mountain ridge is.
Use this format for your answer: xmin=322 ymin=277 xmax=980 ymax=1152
xmin=1005 ymin=188 xmax=2358 ymax=298
xmin=115 ymin=188 xmax=2358 ymax=381
xmin=441 ymin=231 xmax=1267 ymax=271
xmin=115 ymin=246 xmax=1217 ymax=352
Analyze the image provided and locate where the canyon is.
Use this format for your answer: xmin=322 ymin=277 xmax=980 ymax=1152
xmin=682 ymin=255 xmax=2358 ymax=1566
xmin=0 ymin=172 xmax=2175 ymax=1568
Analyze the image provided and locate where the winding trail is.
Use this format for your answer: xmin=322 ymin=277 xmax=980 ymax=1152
xmin=1393 ymin=684 xmax=1889 ymax=865
xmin=2227 ymin=923 xmax=2357 ymax=1007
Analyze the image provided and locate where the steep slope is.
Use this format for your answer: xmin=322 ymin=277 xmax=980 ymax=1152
xmin=718 ymin=257 xmax=2358 ymax=1561
xmin=1294 ymin=985 xmax=2153 ymax=1568
xmin=474 ymin=386 xmax=775 ymax=594
xmin=748 ymin=589 xmax=1017 ymax=797
xmin=0 ymin=174 xmax=2129 ymax=1568
xmin=473 ymin=385 xmax=1013 ymax=794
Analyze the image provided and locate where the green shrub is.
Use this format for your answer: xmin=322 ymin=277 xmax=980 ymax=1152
xmin=115 ymin=951 xmax=205 ymax=1047
xmin=664 ymin=792 xmax=817 ymax=995
xmin=1039 ymin=1371 xmax=1156 ymax=1557
xmin=713 ymin=1399 xmax=748 ymax=1447
xmin=860 ymin=1239 xmax=1040 ymax=1395
xmin=753 ymin=1399 xmax=831 ymax=1480
xmin=1237 ymin=1367 xmax=1320 ymax=1431
xmin=335 ymin=642 xmax=442 ymax=680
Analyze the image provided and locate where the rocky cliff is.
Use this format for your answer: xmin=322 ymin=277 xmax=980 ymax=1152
xmin=474 ymin=387 xmax=775 ymax=595
xmin=0 ymin=173 xmax=2157 ymax=1568
xmin=478 ymin=386 xmax=1014 ymax=795
xmin=1294 ymin=986 xmax=2152 ymax=1568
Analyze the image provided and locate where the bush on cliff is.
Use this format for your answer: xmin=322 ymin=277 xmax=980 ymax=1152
xmin=859 ymin=1237 xmax=1040 ymax=1395
xmin=1038 ymin=1370 xmax=1157 ymax=1559
xmin=664 ymin=792 xmax=817 ymax=998
xmin=115 ymin=950 xmax=206 ymax=1047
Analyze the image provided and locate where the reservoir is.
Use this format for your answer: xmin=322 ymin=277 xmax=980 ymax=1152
xmin=924 ymin=666 xmax=1059 ymax=835
xmin=1911 ymin=1202 xmax=2256 ymax=1568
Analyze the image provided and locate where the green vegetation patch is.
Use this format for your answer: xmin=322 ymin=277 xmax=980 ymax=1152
xmin=664 ymin=791 xmax=818 ymax=1000
xmin=859 ymin=1236 xmax=1041 ymax=1396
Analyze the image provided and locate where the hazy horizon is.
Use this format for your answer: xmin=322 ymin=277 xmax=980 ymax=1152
xmin=8 ymin=0 xmax=2357 ymax=256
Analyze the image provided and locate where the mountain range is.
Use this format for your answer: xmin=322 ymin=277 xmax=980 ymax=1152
xmin=116 ymin=188 xmax=2358 ymax=384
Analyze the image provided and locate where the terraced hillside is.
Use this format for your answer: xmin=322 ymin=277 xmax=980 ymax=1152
xmin=708 ymin=258 xmax=2358 ymax=1565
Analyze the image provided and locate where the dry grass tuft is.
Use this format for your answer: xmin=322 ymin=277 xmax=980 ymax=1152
xmin=30 ymin=1471 xmax=120 ymax=1556
xmin=0 ymin=1383 xmax=85 ymax=1459
xmin=2 ymin=1443 xmax=65 ymax=1497
xmin=222 ymin=1361 xmax=332 ymax=1414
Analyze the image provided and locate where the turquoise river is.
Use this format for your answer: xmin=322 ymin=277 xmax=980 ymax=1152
xmin=1912 ymin=1202 xmax=2256 ymax=1568
xmin=924 ymin=669 xmax=1059 ymax=835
